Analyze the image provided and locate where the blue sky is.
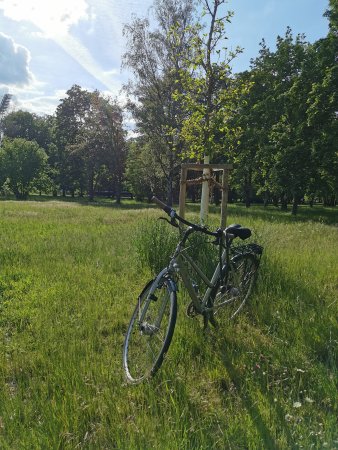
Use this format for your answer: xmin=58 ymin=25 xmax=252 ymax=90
xmin=0 ymin=0 xmax=329 ymax=117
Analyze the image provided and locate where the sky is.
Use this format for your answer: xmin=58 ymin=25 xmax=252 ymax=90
xmin=0 ymin=0 xmax=329 ymax=118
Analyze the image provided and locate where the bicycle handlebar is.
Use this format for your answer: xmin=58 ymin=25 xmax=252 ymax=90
xmin=151 ymin=196 xmax=221 ymax=238
xmin=152 ymin=196 xmax=173 ymax=215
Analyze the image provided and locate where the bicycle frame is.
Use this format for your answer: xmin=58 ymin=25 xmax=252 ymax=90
xmin=166 ymin=229 xmax=233 ymax=314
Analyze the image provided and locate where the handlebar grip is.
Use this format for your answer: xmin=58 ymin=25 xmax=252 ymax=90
xmin=152 ymin=196 xmax=173 ymax=215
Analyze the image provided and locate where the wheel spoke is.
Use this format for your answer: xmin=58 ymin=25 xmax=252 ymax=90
xmin=123 ymin=278 xmax=177 ymax=383
xmin=213 ymin=253 xmax=258 ymax=321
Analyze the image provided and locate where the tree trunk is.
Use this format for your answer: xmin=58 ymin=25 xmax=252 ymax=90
xmin=200 ymin=155 xmax=210 ymax=224
xmin=190 ymin=186 xmax=196 ymax=203
xmin=244 ymin=172 xmax=252 ymax=208
xmin=291 ymin=195 xmax=299 ymax=215
xmin=280 ymin=193 xmax=288 ymax=211
xmin=115 ymin=178 xmax=122 ymax=204
xmin=88 ymin=171 xmax=94 ymax=201
xmin=324 ymin=194 xmax=336 ymax=207
xmin=213 ymin=171 xmax=220 ymax=206
xmin=309 ymin=195 xmax=314 ymax=207
xmin=263 ymin=192 xmax=269 ymax=207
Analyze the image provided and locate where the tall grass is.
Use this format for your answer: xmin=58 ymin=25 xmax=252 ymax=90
xmin=0 ymin=199 xmax=337 ymax=449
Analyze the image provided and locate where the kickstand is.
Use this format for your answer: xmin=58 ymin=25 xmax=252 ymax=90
xmin=203 ymin=312 xmax=218 ymax=331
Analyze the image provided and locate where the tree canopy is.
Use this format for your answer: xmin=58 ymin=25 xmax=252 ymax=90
xmin=0 ymin=0 xmax=336 ymax=211
xmin=0 ymin=138 xmax=47 ymax=199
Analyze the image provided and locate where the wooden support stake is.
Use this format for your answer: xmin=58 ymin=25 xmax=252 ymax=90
xmin=179 ymin=166 xmax=187 ymax=218
xmin=220 ymin=168 xmax=229 ymax=229
xmin=178 ymin=163 xmax=232 ymax=227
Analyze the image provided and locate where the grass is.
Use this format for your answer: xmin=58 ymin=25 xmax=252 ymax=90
xmin=0 ymin=198 xmax=337 ymax=449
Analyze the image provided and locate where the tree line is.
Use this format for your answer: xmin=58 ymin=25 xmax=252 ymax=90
xmin=0 ymin=88 xmax=125 ymax=201
xmin=0 ymin=0 xmax=336 ymax=213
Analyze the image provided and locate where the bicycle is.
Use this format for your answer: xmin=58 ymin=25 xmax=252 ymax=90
xmin=123 ymin=196 xmax=263 ymax=383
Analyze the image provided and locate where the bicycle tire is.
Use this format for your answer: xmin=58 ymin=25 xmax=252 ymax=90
xmin=213 ymin=252 xmax=259 ymax=320
xmin=123 ymin=277 xmax=177 ymax=383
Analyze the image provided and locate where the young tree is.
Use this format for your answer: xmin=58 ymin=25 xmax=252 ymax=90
xmin=0 ymin=138 xmax=48 ymax=199
xmin=173 ymin=0 xmax=246 ymax=221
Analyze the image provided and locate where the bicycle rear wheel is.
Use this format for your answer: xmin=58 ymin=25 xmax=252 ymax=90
xmin=123 ymin=277 xmax=177 ymax=383
xmin=213 ymin=253 xmax=259 ymax=320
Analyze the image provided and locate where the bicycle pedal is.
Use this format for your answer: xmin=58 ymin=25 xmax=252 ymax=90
xmin=229 ymin=287 xmax=240 ymax=297
xmin=149 ymin=294 xmax=158 ymax=301
xmin=186 ymin=302 xmax=199 ymax=318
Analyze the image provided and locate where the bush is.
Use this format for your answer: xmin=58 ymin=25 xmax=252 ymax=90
xmin=134 ymin=217 xmax=219 ymax=283
xmin=134 ymin=218 xmax=178 ymax=275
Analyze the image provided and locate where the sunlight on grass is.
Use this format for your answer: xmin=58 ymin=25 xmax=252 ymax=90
xmin=0 ymin=199 xmax=337 ymax=448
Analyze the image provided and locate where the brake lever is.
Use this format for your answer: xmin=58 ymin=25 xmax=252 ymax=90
xmin=211 ymin=228 xmax=224 ymax=245
xmin=158 ymin=217 xmax=179 ymax=228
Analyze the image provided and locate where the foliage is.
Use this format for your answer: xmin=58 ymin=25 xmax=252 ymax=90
xmin=123 ymin=0 xmax=195 ymax=204
xmin=0 ymin=3 xmax=336 ymax=210
xmin=68 ymin=91 xmax=126 ymax=200
xmin=227 ymin=20 xmax=337 ymax=211
xmin=0 ymin=138 xmax=48 ymax=199
xmin=125 ymin=138 xmax=168 ymax=201
xmin=2 ymin=110 xmax=53 ymax=150
xmin=172 ymin=0 xmax=246 ymax=160
xmin=55 ymin=86 xmax=126 ymax=199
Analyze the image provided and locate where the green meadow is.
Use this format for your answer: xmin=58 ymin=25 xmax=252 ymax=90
xmin=0 ymin=198 xmax=337 ymax=449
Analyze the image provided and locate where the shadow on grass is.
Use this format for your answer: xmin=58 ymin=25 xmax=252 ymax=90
xmin=185 ymin=202 xmax=338 ymax=226
xmin=253 ymin=257 xmax=337 ymax=370
xmin=219 ymin=350 xmax=292 ymax=449
xmin=214 ymin=256 xmax=336 ymax=448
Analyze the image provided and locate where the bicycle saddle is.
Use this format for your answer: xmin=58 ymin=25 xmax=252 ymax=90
xmin=226 ymin=224 xmax=252 ymax=240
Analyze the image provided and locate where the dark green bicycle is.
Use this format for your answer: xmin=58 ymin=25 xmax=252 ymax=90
xmin=123 ymin=197 xmax=263 ymax=383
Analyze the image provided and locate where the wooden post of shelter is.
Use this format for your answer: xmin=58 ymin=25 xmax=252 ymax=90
xmin=179 ymin=163 xmax=233 ymax=229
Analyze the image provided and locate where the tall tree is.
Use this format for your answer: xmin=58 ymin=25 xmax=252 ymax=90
xmin=123 ymin=0 xmax=195 ymax=204
xmin=242 ymin=29 xmax=312 ymax=213
xmin=305 ymin=1 xmax=338 ymax=206
xmin=68 ymin=91 xmax=126 ymax=201
xmin=55 ymin=85 xmax=92 ymax=195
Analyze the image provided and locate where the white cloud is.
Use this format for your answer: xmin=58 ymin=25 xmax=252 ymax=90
xmin=0 ymin=0 xmax=123 ymax=95
xmin=14 ymin=90 xmax=67 ymax=115
xmin=0 ymin=32 xmax=33 ymax=86
xmin=0 ymin=80 xmax=64 ymax=115
xmin=0 ymin=0 xmax=90 ymax=37
xmin=0 ymin=0 xmax=154 ymax=114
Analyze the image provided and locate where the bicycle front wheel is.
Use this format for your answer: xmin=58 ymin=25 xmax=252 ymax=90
xmin=123 ymin=277 xmax=177 ymax=383
xmin=213 ymin=253 xmax=259 ymax=320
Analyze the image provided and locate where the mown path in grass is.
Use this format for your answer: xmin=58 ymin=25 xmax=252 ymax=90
xmin=0 ymin=199 xmax=337 ymax=449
